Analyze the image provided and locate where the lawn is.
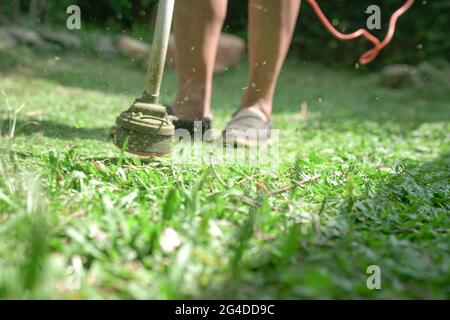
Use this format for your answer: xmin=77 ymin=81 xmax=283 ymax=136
xmin=0 ymin=46 xmax=449 ymax=299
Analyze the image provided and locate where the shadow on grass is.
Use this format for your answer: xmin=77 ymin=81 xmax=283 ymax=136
xmin=0 ymin=49 xmax=146 ymax=96
xmin=0 ymin=118 xmax=110 ymax=141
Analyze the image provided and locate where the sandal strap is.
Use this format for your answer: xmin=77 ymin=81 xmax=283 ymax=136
xmin=225 ymin=109 xmax=272 ymax=130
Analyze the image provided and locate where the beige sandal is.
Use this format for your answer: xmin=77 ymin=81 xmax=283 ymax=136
xmin=222 ymin=108 xmax=272 ymax=147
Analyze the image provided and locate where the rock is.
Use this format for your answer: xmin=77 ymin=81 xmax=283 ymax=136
xmin=431 ymin=58 xmax=449 ymax=70
xmin=0 ymin=29 xmax=17 ymax=51
xmin=39 ymin=29 xmax=82 ymax=49
xmin=214 ymin=33 xmax=245 ymax=72
xmin=380 ymin=64 xmax=422 ymax=89
xmin=97 ymin=36 xmax=115 ymax=59
xmin=417 ymin=61 xmax=438 ymax=81
xmin=116 ymin=35 xmax=150 ymax=61
xmin=121 ymin=32 xmax=244 ymax=72
xmin=8 ymin=26 xmax=44 ymax=46
xmin=167 ymin=33 xmax=245 ymax=72
xmin=417 ymin=60 xmax=450 ymax=84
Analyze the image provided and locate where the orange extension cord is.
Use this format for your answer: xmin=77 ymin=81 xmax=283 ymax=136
xmin=307 ymin=0 xmax=415 ymax=64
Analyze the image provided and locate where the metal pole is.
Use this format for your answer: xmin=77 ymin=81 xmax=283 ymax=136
xmin=142 ymin=0 xmax=175 ymax=104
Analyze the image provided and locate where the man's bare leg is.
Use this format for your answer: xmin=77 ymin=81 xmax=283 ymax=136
xmin=172 ymin=0 xmax=228 ymax=121
xmin=240 ymin=0 xmax=301 ymax=121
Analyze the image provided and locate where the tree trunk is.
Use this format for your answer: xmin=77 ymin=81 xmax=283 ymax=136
xmin=12 ymin=0 xmax=21 ymax=21
xmin=29 ymin=0 xmax=47 ymax=24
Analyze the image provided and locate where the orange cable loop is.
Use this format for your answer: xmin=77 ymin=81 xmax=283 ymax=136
xmin=306 ymin=0 xmax=415 ymax=64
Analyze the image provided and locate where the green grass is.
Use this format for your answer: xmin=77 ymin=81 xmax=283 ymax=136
xmin=0 ymin=46 xmax=449 ymax=299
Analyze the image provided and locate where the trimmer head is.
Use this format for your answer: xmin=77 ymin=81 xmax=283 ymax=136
xmin=114 ymin=102 xmax=174 ymax=156
xmin=113 ymin=0 xmax=175 ymax=157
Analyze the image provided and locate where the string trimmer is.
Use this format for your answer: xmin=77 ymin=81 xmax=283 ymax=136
xmin=114 ymin=0 xmax=414 ymax=157
xmin=114 ymin=0 xmax=175 ymax=157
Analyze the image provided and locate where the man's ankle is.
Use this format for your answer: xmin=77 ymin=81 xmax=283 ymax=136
xmin=171 ymin=102 xmax=211 ymax=121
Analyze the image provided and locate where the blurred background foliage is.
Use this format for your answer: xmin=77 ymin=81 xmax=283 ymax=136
xmin=0 ymin=0 xmax=448 ymax=67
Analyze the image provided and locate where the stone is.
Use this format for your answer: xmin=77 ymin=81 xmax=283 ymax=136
xmin=123 ymin=32 xmax=245 ymax=72
xmin=380 ymin=64 xmax=422 ymax=89
xmin=116 ymin=35 xmax=150 ymax=61
xmin=214 ymin=33 xmax=245 ymax=72
xmin=0 ymin=29 xmax=17 ymax=51
xmin=39 ymin=28 xmax=82 ymax=49
xmin=8 ymin=26 xmax=44 ymax=46
xmin=166 ymin=33 xmax=245 ymax=72
xmin=417 ymin=60 xmax=450 ymax=84
xmin=97 ymin=36 xmax=115 ymax=59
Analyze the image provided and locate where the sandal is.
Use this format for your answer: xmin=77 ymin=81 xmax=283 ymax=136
xmin=166 ymin=105 xmax=212 ymax=135
xmin=222 ymin=108 xmax=272 ymax=148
